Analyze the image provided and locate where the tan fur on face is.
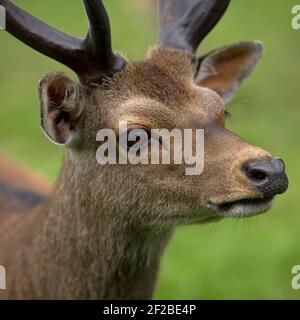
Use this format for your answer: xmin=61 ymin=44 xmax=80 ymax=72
xmin=0 ymin=47 xmax=273 ymax=300
xmin=77 ymin=47 xmax=271 ymax=222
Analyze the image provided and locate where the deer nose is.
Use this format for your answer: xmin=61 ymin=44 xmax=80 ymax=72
xmin=243 ymin=158 xmax=288 ymax=197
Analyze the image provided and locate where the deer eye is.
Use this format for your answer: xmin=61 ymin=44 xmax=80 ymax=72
xmin=126 ymin=128 xmax=152 ymax=150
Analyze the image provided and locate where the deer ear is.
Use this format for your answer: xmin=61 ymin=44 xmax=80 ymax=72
xmin=39 ymin=73 xmax=82 ymax=145
xmin=195 ymin=41 xmax=263 ymax=103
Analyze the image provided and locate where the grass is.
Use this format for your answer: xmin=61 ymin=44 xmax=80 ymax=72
xmin=0 ymin=0 xmax=300 ymax=299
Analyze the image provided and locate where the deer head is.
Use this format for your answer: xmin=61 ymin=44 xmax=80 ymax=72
xmin=2 ymin=0 xmax=288 ymax=224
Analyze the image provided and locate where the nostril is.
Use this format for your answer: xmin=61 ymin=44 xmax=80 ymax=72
xmin=245 ymin=166 xmax=268 ymax=182
xmin=246 ymin=168 xmax=268 ymax=181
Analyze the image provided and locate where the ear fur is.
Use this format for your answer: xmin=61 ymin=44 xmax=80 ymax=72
xmin=195 ymin=41 xmax=263 ymax=103
xmin=39 ymin=72 xmax=82 ymax=145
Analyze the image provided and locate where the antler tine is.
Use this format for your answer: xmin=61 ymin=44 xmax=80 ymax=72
xmin=159 ymin=0 xmax=231 ymax=53
xmin=83 ymin=0 xmax=124 ymax=72
xmin=0 ymin=0 xmax=125 ymax=84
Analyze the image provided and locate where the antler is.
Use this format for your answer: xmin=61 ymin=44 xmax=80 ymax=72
xmin=0 ymin=0 xmax=125 ymax=84
xmin=159 ymin=0 xmax=231 ymax=53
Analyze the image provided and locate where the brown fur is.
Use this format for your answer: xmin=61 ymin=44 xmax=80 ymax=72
xmin=0 ymin=48 xmax=273 ymax=299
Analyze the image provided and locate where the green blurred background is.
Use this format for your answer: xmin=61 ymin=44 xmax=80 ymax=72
xmin=0 ymin=0 xmax=299 ymax=299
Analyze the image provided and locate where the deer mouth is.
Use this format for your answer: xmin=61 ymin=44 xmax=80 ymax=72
xmin=207 ymin=197 xmax=274 ymax=218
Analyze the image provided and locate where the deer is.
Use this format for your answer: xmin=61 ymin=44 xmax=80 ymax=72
xmin=0 ymin=0 xmax=288 ymax=300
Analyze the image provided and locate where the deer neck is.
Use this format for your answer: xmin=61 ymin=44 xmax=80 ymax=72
xmin=38 ymin=153 xmax=173 ymax=299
